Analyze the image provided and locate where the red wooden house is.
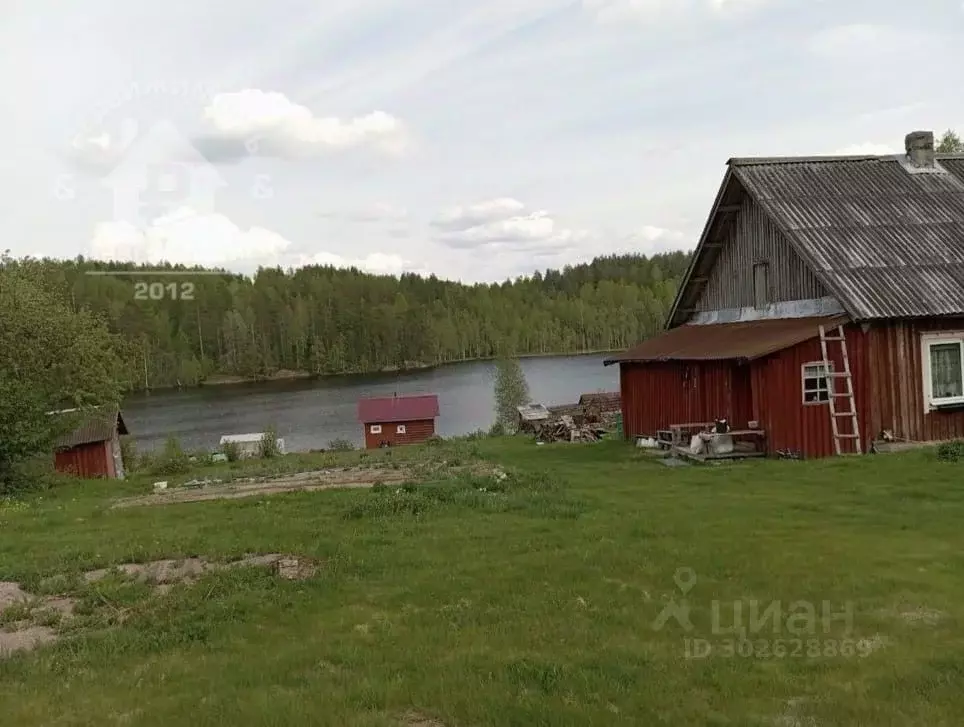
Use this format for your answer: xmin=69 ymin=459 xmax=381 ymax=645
xmin=53 ymin=408 xmax=129 ymax=478
xmin=357 ymin=394 xmax=440 ymax=449
xmin=607 ymin=130 xmax=964 ymax=458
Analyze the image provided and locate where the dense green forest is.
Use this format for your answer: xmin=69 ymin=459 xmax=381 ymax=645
xmin=3 ymin=252 xmax=690 ymax=392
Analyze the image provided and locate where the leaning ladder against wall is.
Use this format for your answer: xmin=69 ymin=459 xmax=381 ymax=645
xmin=818 ymin=324 xmax=862 ymax=455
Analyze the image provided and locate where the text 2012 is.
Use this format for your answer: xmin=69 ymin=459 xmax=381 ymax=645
xmin=134 ymin=282 xmax=195 ymax=301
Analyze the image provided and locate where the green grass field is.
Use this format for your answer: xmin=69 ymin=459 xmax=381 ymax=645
xmin=1 ymin=438 xmax=963 ymax=726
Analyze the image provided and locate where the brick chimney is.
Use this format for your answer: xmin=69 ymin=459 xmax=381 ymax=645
xmin=905 ymin=130 xmax=935 ymax=168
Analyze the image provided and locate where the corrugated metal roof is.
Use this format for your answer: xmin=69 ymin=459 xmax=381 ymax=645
xmin=604 ymin=315 xmax=848 ymax=364
xmin=358 ymin=394 xmax=440 ymax=424
xmin=731 ymin=154 xmax=964 ymax=319
xmin=52 ymin=409 xmax=127 ymax=449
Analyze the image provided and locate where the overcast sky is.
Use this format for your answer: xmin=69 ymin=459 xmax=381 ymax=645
xmin=1 ymin=0 xmax=962 ymax=283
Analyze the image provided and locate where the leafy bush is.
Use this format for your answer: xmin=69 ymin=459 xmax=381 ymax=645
xmin=937 ymin=440 xmax=964 ymax=462
xmin=221 ymin=440 xmax=242 ymax=462
xmin=119 ymin=437 xmax=138 ymax=473
xmin=151 ymin=436 xmax=191 ymax=475
xmin=488 ymin=422 xmax=505 ymax=437
xmin=259 ymin=426 xmax=280 ymax=459
xmin=327 ymin=438 xmax=355 ymax=451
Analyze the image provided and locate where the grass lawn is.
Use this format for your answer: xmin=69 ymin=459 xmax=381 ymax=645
xmin=1 ymin=438 xmax=963 ymax=726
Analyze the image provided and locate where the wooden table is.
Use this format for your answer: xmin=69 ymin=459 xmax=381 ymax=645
xmin=672 ymin=428 xmax=767 ymax=462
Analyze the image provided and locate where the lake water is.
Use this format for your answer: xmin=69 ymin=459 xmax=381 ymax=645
xmin=121 ymin=354 xmax=619 ymax=453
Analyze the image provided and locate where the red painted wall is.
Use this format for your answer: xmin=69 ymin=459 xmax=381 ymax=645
xmin=362 ymin=419 xmax=436 ymax=449
xmin=618 ymin=324 xmax=870 ymax=458
xmin=864 ymin=319 xmax=964 ymax=443
xmin=618 ymin=319 xmax=964 ymax=458
xmin=618 ymin=359 xmax=750 ymax=439
xmin=54 ymin=440 xmax=115 ymax=478
xmin=748 ymin=324 xmax=870 ymax=457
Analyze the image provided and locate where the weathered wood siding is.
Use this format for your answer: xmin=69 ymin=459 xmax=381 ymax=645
xmin=695 ymin=197 xmax=829 ymax=311
xmin=618 ymin=360 xmax=749 ymax=440
xmin=54 ymin=440 xmax=115 ymax=478
xmin=748 ymin=324 xmax=871 ymax=458
xmin=363 ymin=419 xmax=436 ymax=449
xmin=865 ymin=319 xmax=964 ymax=443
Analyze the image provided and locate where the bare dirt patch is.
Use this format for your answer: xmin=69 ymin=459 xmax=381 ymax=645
xmin=899 ymin=607 xmax=946 ymax=626
xmin=113 ymin=462 xmax=497 ymax=508
xmin=0 ymin=554 xmax=315 ymax=658
xmin=0 ymin=626 xmax=57 ymax=658
xmin=0 ymin=581 xmax=31 ymax=610
xmin=83 ymin=553 xmax=317 ymax=586
xmin=114 ymin=467 xmax=419 ymax=508
xmin=400 ymin=712 xmax=447 ymax=727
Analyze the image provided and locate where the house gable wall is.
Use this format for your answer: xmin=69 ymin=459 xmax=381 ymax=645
xmin=694 ymin=196 xmax=831 ymax=313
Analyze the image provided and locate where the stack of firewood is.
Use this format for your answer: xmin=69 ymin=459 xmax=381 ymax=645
xmin=537 ymin=415 xmax=609 ymax=443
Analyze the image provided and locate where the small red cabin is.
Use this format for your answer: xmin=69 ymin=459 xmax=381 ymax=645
xmin=357 ymin=394 xmax=440 ymax=449
xmin=52 ymin=408 xmax=129 ymax=479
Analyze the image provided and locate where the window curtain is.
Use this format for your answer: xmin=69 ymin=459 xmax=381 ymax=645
xmin=931 ymin=344 xmax=964 ymax=399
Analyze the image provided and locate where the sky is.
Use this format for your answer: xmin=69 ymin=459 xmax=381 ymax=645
xmin=1 ymin=0 xmax=962 ymax=283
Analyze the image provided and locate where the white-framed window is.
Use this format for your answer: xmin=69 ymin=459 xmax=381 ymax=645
xmin=802 ymin=362 xmax=832 ymax=404
xmin=396 ymin=424 xmax=407 ymax=434
xmin=923 ymin=335 xmax=964 ymax=409
xmin=370 ymin=424 xmax=382 ymax=434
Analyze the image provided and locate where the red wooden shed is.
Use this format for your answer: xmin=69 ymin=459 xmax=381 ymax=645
xmin=52 ymin=408 xmax=129 ymax=479
xmin=607 ymin=131 xmax=964 ymax=458
xmin=357 ymin=394 xmax=440 ymax=449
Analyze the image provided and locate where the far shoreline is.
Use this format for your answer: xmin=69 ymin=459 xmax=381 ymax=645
xmin=132 ymin=349 xmax=622 ymax=394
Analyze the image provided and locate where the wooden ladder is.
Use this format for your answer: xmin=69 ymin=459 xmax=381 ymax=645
xmin=819 ymin=324 xmax=862 ymax=455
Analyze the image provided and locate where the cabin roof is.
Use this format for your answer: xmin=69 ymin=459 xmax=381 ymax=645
xmin=604 ymin=315 xmax=848 ymax=365
xmin=357 ymin=394 xmax=440 ymax=424
xmin=517 ymin=404 xmax=550 ymax=421
xmin=52 ymin=408 xmax=127 ymax=449
xmin=577 ymin=391 xmax=620 ymax=407
xmin=668 ymin=151 xmax=964 ymax=326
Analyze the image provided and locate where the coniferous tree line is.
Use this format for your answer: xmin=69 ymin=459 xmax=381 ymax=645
xmin=4 ymin=251 xmax=690 ymax=392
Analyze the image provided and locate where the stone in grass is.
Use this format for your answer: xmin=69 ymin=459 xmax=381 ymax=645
xmin=274 ymin=557 xmax=317 ymax=581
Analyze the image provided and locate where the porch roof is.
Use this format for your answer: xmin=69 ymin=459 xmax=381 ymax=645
xmin=604 ymin=315 xmax=849 ymax=365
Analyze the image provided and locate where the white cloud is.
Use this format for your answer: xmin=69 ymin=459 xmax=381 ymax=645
xmin=626 ymin=225 xmax=691 ymax=253
xmin=431 ymin=197 xmax=527 ymax=230
xmin=88 ymin=207 xmax=419 ymax=277
xmin=297 ymin=251 xmax=413 ymax=276
xmin=88 ymin=207 xmax=291 ymax=267
xmin=431 ymin=198 xmax=588 ymax=252
xmin=201 ymin=89 xmax=409 ymax=157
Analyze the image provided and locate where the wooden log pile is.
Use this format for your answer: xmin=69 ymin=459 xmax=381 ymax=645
xmin=536 ymin=415 xmax=609 ymax=443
